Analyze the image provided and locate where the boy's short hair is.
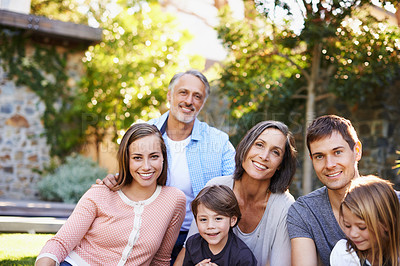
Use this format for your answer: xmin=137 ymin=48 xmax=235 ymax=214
xmin=306 ymin=115 xmax=359 ymax=155
xmin=191 ymin=185 xmax=241 ymax=227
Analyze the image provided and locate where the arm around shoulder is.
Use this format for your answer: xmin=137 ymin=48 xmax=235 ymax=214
xmin=173 ymin=248 xmax=185 ymax=266
xmin=97 ymin=173 xmax=118 ymax=188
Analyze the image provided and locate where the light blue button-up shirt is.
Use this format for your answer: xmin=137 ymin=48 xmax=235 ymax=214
xmin=148 ymin=111 xmax=236 ymax=197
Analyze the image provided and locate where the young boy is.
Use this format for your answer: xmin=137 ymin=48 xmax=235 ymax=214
xmin=183 ymin=185 xmax=257 ymax=266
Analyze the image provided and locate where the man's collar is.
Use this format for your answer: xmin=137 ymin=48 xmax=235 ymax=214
xmin=158 ymin=111 xmax=201 ymax=141
xmin=156 ymin=111 xmax=169 ymax=134
xmin=191 ymin=118 xmax=201 ymax=141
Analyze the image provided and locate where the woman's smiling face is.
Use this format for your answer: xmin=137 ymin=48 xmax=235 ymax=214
xmin=242 ymin=128 xmax=286 ymax=181
xmin=128 ymin=134 xmax=163 ymax=189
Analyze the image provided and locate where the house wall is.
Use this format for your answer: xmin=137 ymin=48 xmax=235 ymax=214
xmin=354 ymin=80 xmax=400 ymax=183
xmin=0 ymin=65 xmax=49 ymax=199
xmin=0 ymin=44 xmax=87 ymax=199
xmin=80 ymin=131 xmax=118 ymax=175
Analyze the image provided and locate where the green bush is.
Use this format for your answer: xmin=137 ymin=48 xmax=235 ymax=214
xmin=37 ymin=154 xmax=108 ymax=203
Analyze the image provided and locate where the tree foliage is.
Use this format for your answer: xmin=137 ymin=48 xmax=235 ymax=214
xmin=80 ymin=2 xmax=203 ymax=147
xmin=216 ymin=0 xmax=400 ymax=193
xmin=31 ymin=0 xmax=88 ymax=24
xmin=28 ymin=0 xmax=203 ymax=158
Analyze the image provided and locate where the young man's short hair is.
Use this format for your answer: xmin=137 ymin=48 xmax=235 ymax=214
xmin=306 ymin=115 xmax=359 ymax=155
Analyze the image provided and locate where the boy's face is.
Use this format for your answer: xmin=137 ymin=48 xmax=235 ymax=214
xmin=196 ymin=203 xmax=237 ymax=254
xmin=310 ymin=131 xmax=361 ymax=193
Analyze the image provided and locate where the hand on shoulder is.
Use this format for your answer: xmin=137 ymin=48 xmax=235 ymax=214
xmin=94 ymin=173 xmax=119 ymax=188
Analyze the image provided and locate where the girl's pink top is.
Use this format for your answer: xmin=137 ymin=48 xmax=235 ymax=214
xmin=37 ymin=185 xmax=186 ymax=265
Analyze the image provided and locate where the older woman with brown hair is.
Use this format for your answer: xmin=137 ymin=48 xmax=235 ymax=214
xmin=177 ymin=120 xmax=297 ymax=266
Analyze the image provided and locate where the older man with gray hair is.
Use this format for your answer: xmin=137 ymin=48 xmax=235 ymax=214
xmin=100 ymin=70 xmax=236 ymax=264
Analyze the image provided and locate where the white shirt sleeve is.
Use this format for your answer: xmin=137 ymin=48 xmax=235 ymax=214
xmin=330 ymin=239 xmax=361 ymax=266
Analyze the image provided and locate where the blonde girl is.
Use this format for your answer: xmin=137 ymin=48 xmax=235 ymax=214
xmin=330 ymin=175 xmax=400 ymax=266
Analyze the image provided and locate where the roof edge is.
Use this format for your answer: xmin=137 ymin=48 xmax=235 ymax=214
xmin=0 ymin=9 xmax=102 ymax=43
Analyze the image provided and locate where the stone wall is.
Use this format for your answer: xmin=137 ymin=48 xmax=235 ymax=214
xmin=355 ymin=80 xmax=400 ymax=184
xmin=0 ymin=45 xmax=87 ymax=199
xmin=0 ymin=65 xmax=49 ymax=199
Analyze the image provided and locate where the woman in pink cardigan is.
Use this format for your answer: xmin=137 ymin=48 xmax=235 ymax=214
xmin=36 ymin=123 xmax=186 ymax=266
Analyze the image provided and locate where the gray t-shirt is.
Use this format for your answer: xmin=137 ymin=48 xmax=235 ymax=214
xmin=286 ymin=186 xmax=345 ymax=266
xmin=288 ymin=186 xmax=400 ymax=266
xmin=187 ymin=175 xmax=295 ymax=266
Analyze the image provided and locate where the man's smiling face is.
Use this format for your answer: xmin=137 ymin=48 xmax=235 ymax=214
xmin=167 ymin=74 xmax=206 ymax=125
xmin=310 ymin=131 xmax=361 ymax=193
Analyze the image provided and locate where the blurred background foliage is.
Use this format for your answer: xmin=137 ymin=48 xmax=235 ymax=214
xmin=28 ymin=0 xmax=204 ymax=158
xmin=3 ymin=0 xmax=399 ymax=195
xmin=215 ymin=0 xmax=400 ymax=193
xmin=37 ymin=154 xmax=108 ymax=203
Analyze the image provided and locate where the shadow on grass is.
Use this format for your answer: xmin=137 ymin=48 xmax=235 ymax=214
xmin=0 ymin=256 xmax=36 ymax=265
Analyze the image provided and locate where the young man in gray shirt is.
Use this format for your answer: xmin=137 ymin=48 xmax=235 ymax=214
xmin=287 ymin=115 xmax=362 ymax=266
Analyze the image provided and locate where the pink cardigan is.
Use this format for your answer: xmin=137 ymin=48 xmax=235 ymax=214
xmin=37 ymin=185 xmax=186 ymax=265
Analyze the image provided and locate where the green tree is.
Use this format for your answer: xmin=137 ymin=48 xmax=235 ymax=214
xmin=80 ymin=2 xmax=204 ymax=158
xmin=31 ymin=0 xmax=88 ymax=24
xmin=216 ymin=0 xmax=400 ymax=194
xmin=30 ymin=0 xmax=203 ymax=160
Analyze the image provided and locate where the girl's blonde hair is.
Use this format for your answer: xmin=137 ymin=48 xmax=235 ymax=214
xmin=340 ymin=175 xmax=400 ymax=266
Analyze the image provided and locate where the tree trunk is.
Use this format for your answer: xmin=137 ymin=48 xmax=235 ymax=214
xmin=95 ymin=132 xmax=101 ymax=164
xmin=302 ymin=43 xmax=322 ymax=195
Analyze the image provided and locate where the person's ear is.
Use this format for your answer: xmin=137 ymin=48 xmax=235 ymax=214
xmin=230 ymin=216 xmax=238 ymax=227
xmin=167 ymin=90 xmax=172 ymax=102
xmin=354 ymin=141 xmax=362 ymax=161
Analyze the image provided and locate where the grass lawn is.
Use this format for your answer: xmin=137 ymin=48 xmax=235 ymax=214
xmin=0 ymin=233 xmax=54 ymax=265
